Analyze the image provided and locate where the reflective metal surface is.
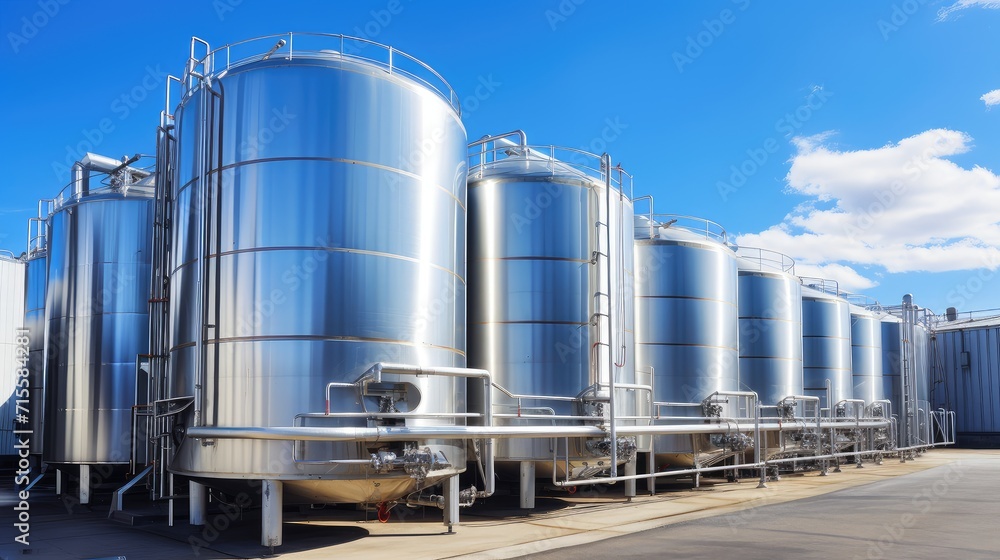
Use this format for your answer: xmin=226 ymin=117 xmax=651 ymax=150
xmin=736 ymin=264 xmax=803 ymax=407
xmin=800 ymin=287 xmax=852 ymax=409
xmin=24 ymin=255 xmax=46 ymax=455
xmin=0 ymin=255 xmax=26 ymax=456
xmin=467 ymin=152 xmax=635 ymax=468
xmin=167 ymin=52 xmax=468 ymax=503
xmin=849 ymin=308 xmax=883 ymax=404
xmin=634 ymin=217 xmax=739 ymax=466
xmin=43 ymin=193 xmax=153 ymax=464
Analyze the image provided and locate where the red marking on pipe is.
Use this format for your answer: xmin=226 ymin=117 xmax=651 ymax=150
xmin=325 ymin=399 xmax=330 ymax=415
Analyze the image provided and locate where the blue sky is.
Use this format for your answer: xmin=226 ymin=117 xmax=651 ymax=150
xmin=1 ymin=0 xmax=998 ymax=314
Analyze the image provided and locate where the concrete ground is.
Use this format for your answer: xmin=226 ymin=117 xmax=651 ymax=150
xmin=0 ymin=449 xmax=996 ymax=559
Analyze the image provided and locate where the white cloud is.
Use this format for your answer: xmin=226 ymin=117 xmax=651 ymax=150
xmin=937 ymin=0 xmax=1000 ymax=21
xmin=982 ymin=89 xmax=1000 ymax=108
xmin=736 ymin=129 xmax=1000 ymax=290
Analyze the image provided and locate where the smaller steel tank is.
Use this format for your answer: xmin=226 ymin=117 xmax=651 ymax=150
xmin=736 ymin=247 xmax=803 ymax=407
xmin=799 ymin=279 xmax=852 ymax=410
xmin=467 ymin=132 xmax=637 ymax=485
xmin=43 ymin=155 xmax=154 ymax=471
xmin=848 ymin=302 xmax=884 ymax=405
xmin=24 ymin=209 xmax=49 ymax=456
xmin=633 ymin=213 xmax=741 ymax=468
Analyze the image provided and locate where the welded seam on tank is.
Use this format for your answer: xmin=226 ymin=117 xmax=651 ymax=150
xmin=468 ymin=320 xmax=588 ymax=326
xmin=740 ymin=355 xmax=804 ymax=361
xmin=170 ymin=246 xmax=466 ymax=283
xmin=637 ymin=342 xmax=739 ymax=350
xmin=176 ymin=157 xmax=466 ymax=211
xmin=472 ymin=256 xmax=590 ymax=263
xmin=738 ymin=316 xmax=799 ymax=323
xmin=802 ymin=335 xmax=851 ymax=341
xmin=468 ymin=175 xmax=600 ymax=192
xmin=636 ymin=294 xmax=738 ymax=306
xmin=170 ymin=334 xmax=464 ymax=356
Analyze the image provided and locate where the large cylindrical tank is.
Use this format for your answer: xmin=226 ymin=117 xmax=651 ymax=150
xmin=167 ymin=35 xmax=468 ymax=503
xmin=24 ymin=250 xmax=47 ymax=455
xmin=736 ymin=248 xmax=803 ymax=407
xmin=800 ymin=284 xmax=852 ymax=409
xmin=849 ymin=306 xmax=883 ymax=405
xmin=467 ymin=141 xmax=635 ymax=474
xmin=634 ymin=215 xmax=739 ymax=467
xmin=43 ymin=185 xmax=153 ymax=464
xmin=0 ymin=253 xmax=26 ymax=458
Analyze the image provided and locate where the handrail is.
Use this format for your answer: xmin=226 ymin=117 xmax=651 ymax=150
xmin=737 ymin=246 xmax=795 ymax=274
xmin=48 ymin=155 xmax=156 ymax=211
xmin=466 ymin=141 xmax=633 ymax=199
xmin=180 ymin=32 xmax=460 ymax=115
xmin=842 ymin=292 xmax=883 ymax=313
xmin=800 ymin=276 xmax=841 ymax=297
xmin=644 ymin=213 xmax=729 ymax=245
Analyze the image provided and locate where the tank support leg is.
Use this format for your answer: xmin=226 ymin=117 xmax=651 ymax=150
xmin=624 ymin=457 xmax=637 ymax=500
xmin=261 ymin=479 xmax=283 ymax=548
xmin=55 ymin=468 xmax=62 ymax=495
xmin=519 ymin=461 xmax=535 ymax=509
xmin=189 ymin=481 xmax=207 ymax=526
xmin=79 ymin=465 xmax=90 ymax=505
xmin=443 ymin=474 xmax=460 ymax=533
xmin=646 ymin=452 xmax=656 ymax=495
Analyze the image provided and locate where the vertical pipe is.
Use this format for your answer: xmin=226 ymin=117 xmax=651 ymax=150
xmin=79 ymin=465 xmax=90 ymax=505
xmin=261 ymin=479 xmax=283 ymax=548
xmin=519 ymin=461 xmax=536 ymax=509
xmin=189 ymin=481 xmax=207 ymax=526
xmin=443 ymin=474 xmax=460 ymax=533
xmin=647 ymin=451 xmax=656 ymax=495
xmin=603 ymin=153 xmax=618 ymax=478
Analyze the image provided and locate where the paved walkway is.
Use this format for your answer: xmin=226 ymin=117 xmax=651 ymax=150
xmin=0 ymin=449 xmax=994 ymax=559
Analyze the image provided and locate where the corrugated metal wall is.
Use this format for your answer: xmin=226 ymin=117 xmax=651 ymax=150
xmin=933 ymin=324 xmax=1000 ymax=448
xmin=0 ymin=255 xmax=27 ymax=457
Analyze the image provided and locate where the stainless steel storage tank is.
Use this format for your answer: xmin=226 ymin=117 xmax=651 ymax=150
xmin=634 ymin=214 xmax=740 ymax=468
xmin=848 ymin=304 xmax=884 ymax=405
xmin=24 ymin=212 xmax=48 ymax=456
xmin=165 ymin=35 xmax=468 ymax=506
xmin=736 ymin=248 xmax=803 ymax=407
xmin=0 ymin=252 xmax=26 ymax=457
xmin=467 ymin=133 xmax=636 ymax=484
xmin=881 ymin=313 xmax=903 ymax=431
xmin=43 ymin=157 xmax=154 ymax=469
xmin=799 ymin=281 xmax=852 ymax=410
